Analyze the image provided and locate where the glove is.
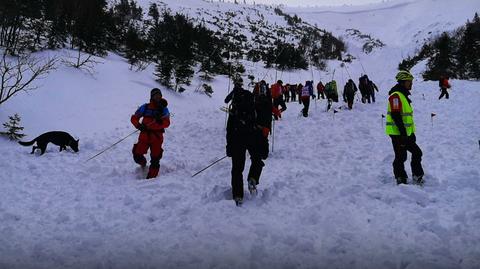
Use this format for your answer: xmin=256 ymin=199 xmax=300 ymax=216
xmin=154 ymin=113 xmax=163 ymax=124
xmin=262 ymin=127 xmax=270 ymax=138
xmin=137 ymin=123 xmax=147 ymax=132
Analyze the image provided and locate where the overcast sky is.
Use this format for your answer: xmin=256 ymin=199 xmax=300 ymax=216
xmin=214 ymin=0 xmax=388 ymax=7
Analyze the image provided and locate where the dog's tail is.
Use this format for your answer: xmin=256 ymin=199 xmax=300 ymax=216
xmin=18 ymin=139 xmax=35 ymax=146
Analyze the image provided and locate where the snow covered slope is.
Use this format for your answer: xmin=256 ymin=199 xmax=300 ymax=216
xmin=0 ymin=1 xmax=480 ymax=268
xmin=289 ymin=0 xmax=480 ymax=50
xmin=136 ymin=0 xmax=343 ymax=59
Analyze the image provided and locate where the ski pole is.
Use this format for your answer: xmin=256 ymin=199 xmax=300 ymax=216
xmin=224 ymin=62 xmax=233 ymax=130
xmin=261 ymin=45 xmax=286 ymax=82
xmin=86 ymin=129 xmax=139 ymax=162
xmin=272 ymin=117 xmax=275 ymax=153
xmin=191 ymin=155 xmax=228 ymax=178
xmin=344 ymin=63 xmax=352 ymax=80
xmin=356 ymin=53 xmax=367 ymax=74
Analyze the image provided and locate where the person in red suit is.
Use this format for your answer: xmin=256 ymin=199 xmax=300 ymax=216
xmin=130 ymin=88 xmax=170 ymax=179
xmin=438 ymin=75 xmax=451 ymax=100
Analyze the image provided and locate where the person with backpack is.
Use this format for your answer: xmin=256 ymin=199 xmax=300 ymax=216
xmin=283 ymin=83 xmax=290 ymax=103
xmin=324 ymin=80 xmax=338 ymax=111
xmin=367 ymin=79 xmax=379 ymax=103
xmin=385 ymin=70 xmax=424 ymax=185
xmin=131 ymin=88 xmax=171 ymax=179
xmin=317 ymin=81 xmax=326 ymax=99
xmin=301 ymin=80 xmax=315 ymax=117
xmin=226 ymin=82 xmax=272 ymax=206
xmin=289 ymin=84 xmax=297 ymax=102
xmin=438 ymin=75 xmax=451 ymax=100
xmin=297 ymin=83 xmax=303 ymax=104
xmin=359 ymin=75 xmax=369 ymax=103
xmin=343 ymin=79 xmax=358 ymax=110
xmin=271 ymin=80 xmax=287 ymax=120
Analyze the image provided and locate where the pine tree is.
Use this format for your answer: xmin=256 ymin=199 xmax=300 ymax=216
xmin=106 ymin=0 xmax=143 ymax=52
xmin=457 ymin=13 xmax=480 ymax=79
xmin=170 ymin=14 xmax=195 ymax=90
xmin=71 ymin=0 xmax=109 ymax=55
xmin=199 ymin=60 xmax=214 ymax=81
xmin=155 ymin=56 xmax=174 ymax=88
xmin=423 ymin=32 xmax=456 ymax=80
xmin=173 ymin=60 xmax=194 ymax=91
xmin=0 ymin=0 xmax=44 ymax=53
xmin=44 ymin=0 xmax=72 ymax=50
xmin=125 ymin=25 xmax=148 ymax=68
xmin=150 ymin=11 xmax=196 ymax=90
xmin=1 ymin=114 xmax=26 ymax=141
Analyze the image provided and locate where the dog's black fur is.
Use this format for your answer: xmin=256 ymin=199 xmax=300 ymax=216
xmin=18 ymin=131 xmax=79 ymax=155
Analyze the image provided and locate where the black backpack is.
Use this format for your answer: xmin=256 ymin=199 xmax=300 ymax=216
xmin=359 ymin=76 xmax=367 ymax=85
xmin=345 ymin=82 xmax=355 ymax=95
xmin=231 ymin=89 xmax=256 ymax=128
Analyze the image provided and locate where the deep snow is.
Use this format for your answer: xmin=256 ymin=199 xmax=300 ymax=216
xmin=0 ymin=0 xmax=479 ymax=268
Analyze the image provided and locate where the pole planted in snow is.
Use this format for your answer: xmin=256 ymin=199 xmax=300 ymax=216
xmin=224 ymin=61 xmax=233 ymax=130
xmin=271 ymin=117 xmax=275 ymax=153
xmin=86 ymin=129 xmax=139 ymax=162
xmin=431 ymin=113 xmax=436 ymax=128
xmin=191 ymin=155 xmax=228 ymax=178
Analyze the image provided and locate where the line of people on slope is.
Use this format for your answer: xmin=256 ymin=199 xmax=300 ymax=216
xmin=127 ymin=70 xmax=438 ymax=207
xmin=266 ymin=74 xmax=379 ymax=116
xmin=221 ymin=70 xmax=426 ymax=205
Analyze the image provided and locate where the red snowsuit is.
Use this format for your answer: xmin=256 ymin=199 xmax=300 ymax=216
xmin=130 ymin=99 xmax=170 ymax=179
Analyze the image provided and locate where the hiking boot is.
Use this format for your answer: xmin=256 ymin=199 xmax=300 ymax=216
xmin=413 ymin=175 xmax=424 ymax=185
xmin=146 ymin=167 xmax=159 ymax=179
xmin=133 ymin=154 xmax=147 ymax=168
xmin=396 ymin=177 xmax=407 ymax=185
xmin=248 ymin=178 xmax=257 ymax=195
xmin=234 ymin=197 xmax=243 ymax=206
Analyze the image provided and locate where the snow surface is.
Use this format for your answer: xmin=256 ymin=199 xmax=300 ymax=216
xmin=1 ymin=0 xmax=480 ymax=268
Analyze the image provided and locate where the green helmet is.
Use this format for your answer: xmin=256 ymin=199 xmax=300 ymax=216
xmin=396 ymin=70 xmax=414 ymax=81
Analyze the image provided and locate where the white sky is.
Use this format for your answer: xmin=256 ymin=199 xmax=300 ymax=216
xmin=214 ymin=0 xmax=389 ymax=7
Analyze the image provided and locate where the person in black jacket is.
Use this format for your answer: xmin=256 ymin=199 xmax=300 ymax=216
xmin=359 ymin=75 xmax=368 ymax=103
xmin=225 ymin=82 xmax=272 ymax=206
xmin=343 ymin=79 xmax=358 ymax=109
xmin=289 ymin=84 xmax=297 ymax=102
xmin=367 ymin=79 xmax=379 ymax=103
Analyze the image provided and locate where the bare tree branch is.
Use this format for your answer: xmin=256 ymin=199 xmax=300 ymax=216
xmin=62 ymin=50 xmax=103 ymax=76
xmin=0 ymin=50 xmax=57 ymax=106
xmin=129 ymin=59 xmax=150 ymax=72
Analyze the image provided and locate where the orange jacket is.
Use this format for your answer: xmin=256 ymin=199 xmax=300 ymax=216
xmin=131 ymin=100 xmax=170 ymax=133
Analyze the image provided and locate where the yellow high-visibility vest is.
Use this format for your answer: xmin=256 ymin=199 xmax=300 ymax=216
xmin=385 ymin=91 xmax=415 ymax=136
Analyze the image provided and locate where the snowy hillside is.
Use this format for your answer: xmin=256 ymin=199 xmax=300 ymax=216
xmin=290 ymin=0 xmax=479 ymax=49
xmin=1 ymin=0 xmax=480 ymax=268
xmin=135 ymin=0 xmax=344 ymax=61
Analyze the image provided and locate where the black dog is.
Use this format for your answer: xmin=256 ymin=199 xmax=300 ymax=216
xmin=18 ymin=131 xmax=79 ymax=155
